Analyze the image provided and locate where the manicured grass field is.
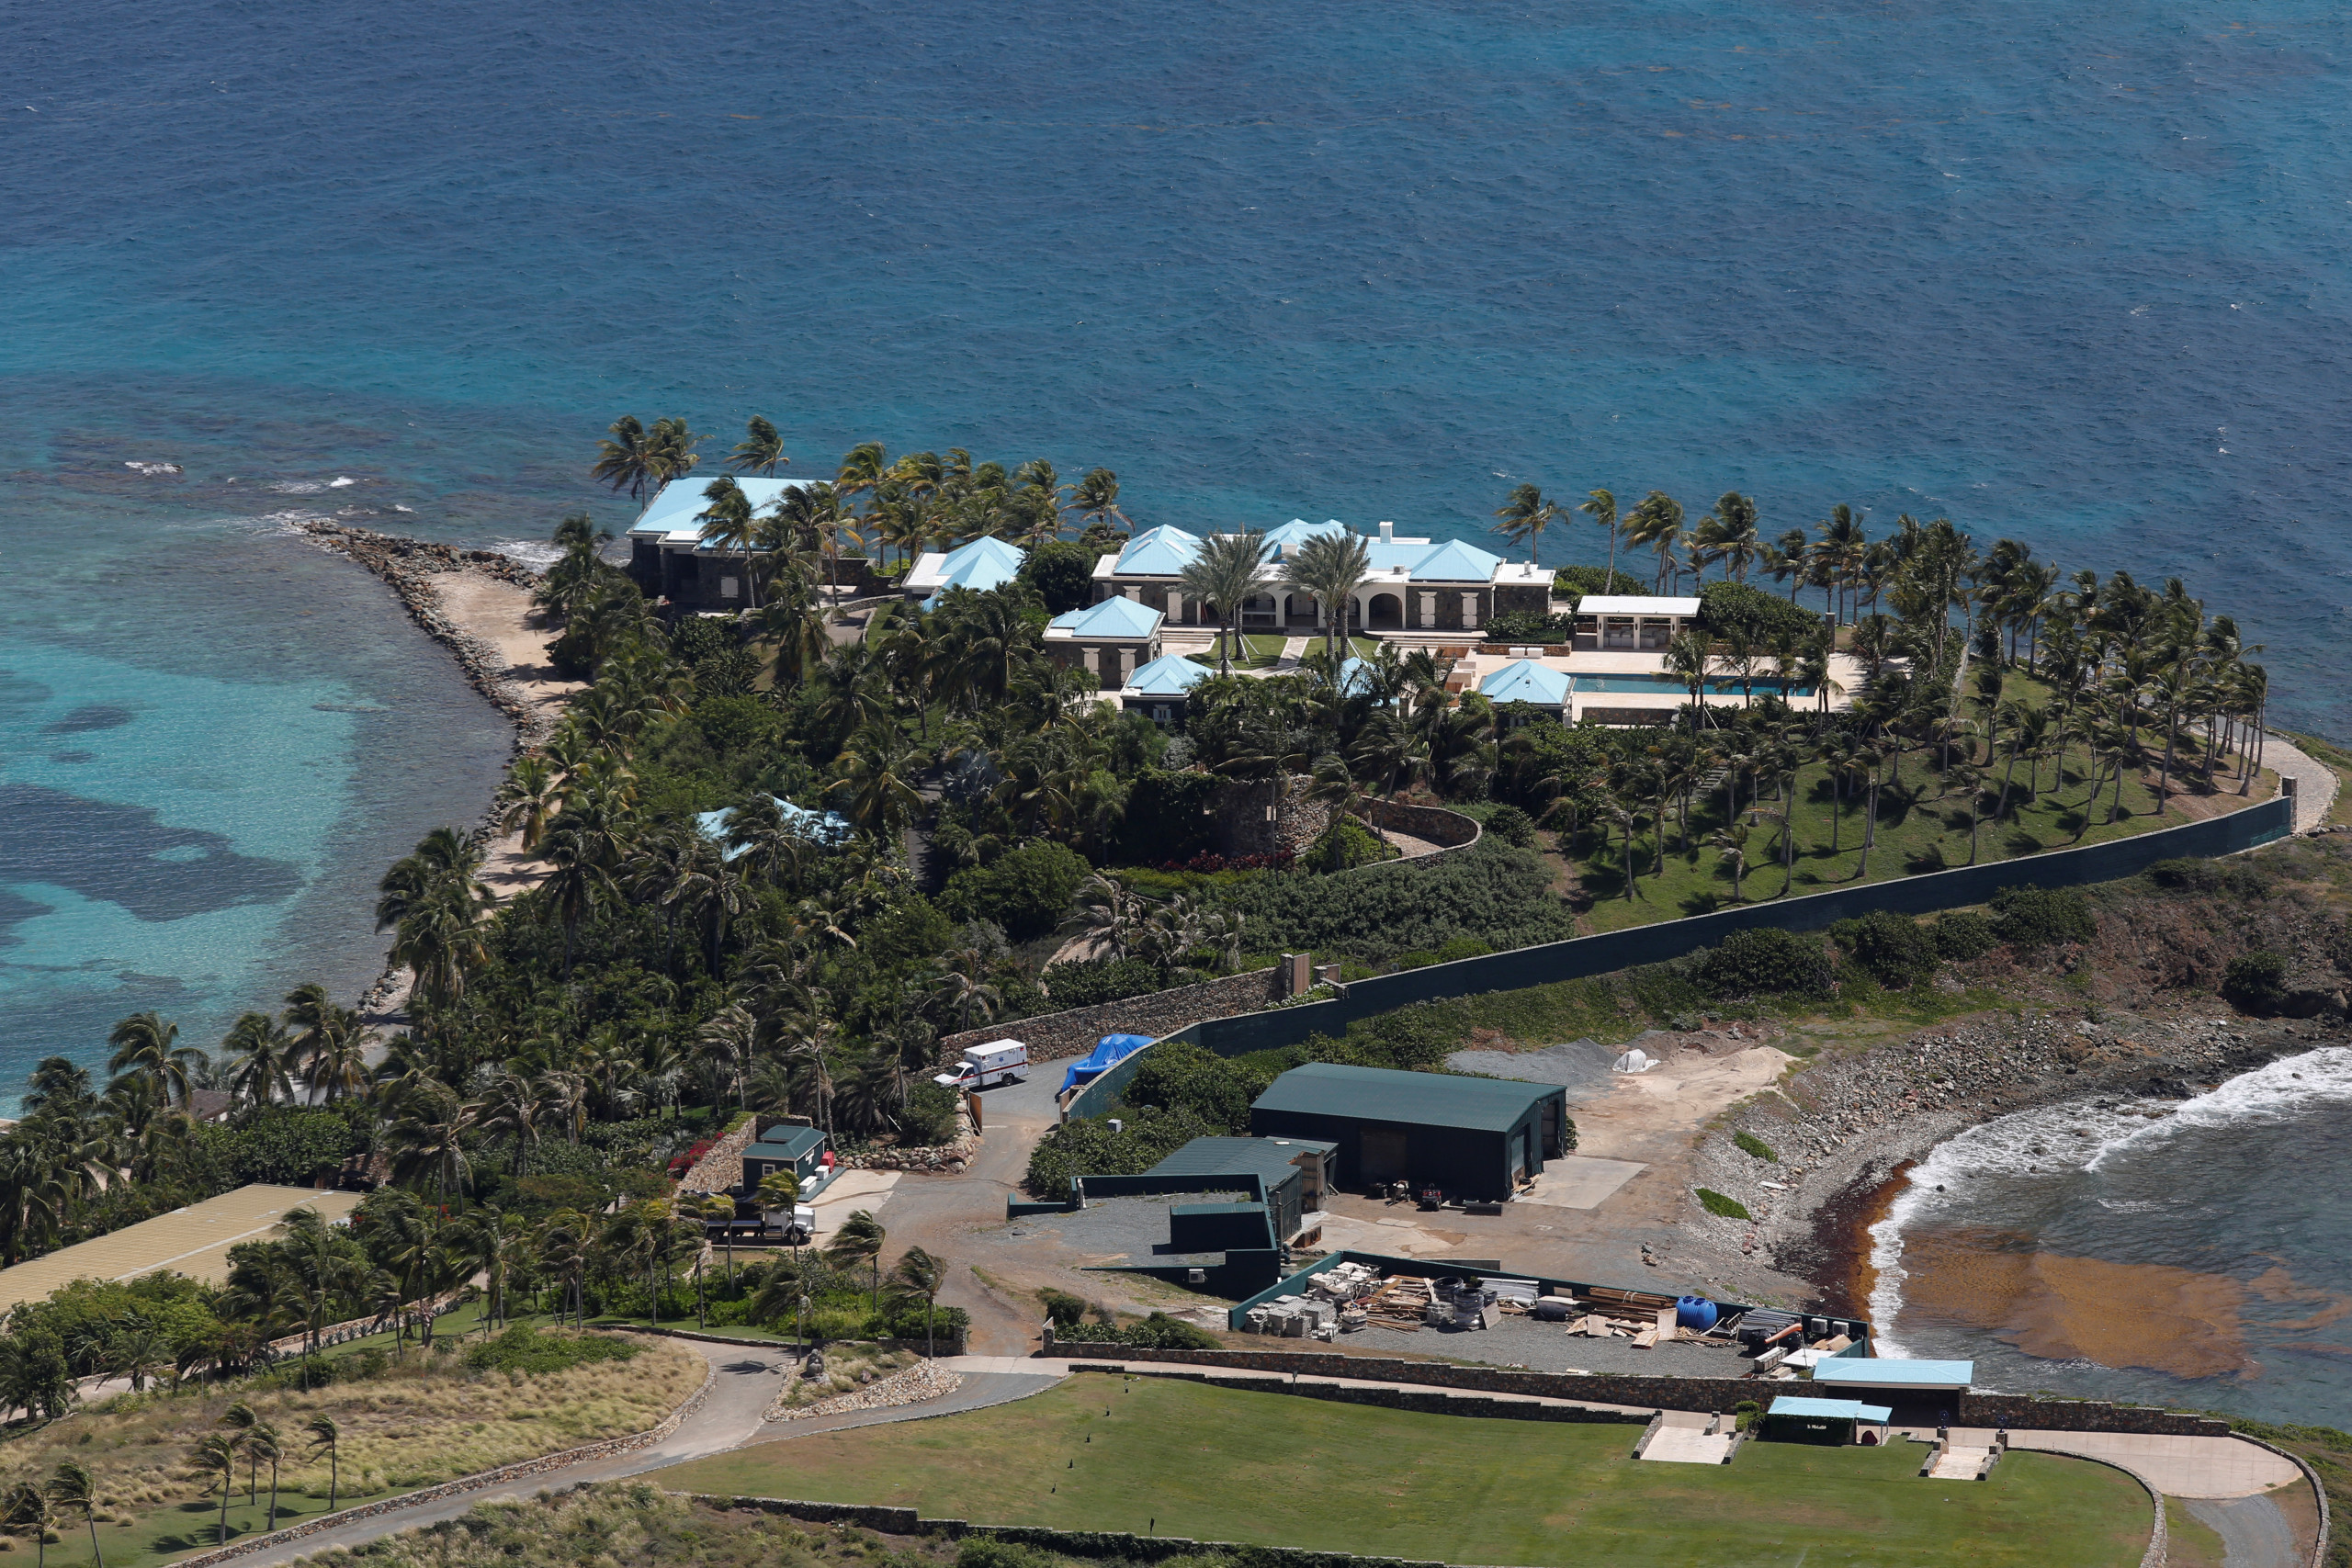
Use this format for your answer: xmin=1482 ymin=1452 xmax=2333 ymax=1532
xmin=662 ymin=1377 xmax=2149 ymax=1568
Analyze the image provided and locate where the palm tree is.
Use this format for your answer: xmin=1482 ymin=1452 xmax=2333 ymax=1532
xmin=246 ymin=1425 xmax=283 ymax=1533
xmin=1623 ymin=491 xmax=1686 ymax=592
xmin=888 ymin=1247 xmax=946 ymax=1359
xmin=218 ymin=1401 xmax=261 ymax=1505
xmin=1178 ymin=528 xmax=1269 ymax=674
xmin=1710 ymin=822 xmax=1752 ymax=902
xmin=1697 ymin=492 xmax=1760 ymax=582
xmin=3 ymin=1480 xmax=50 ymax=1568
xmin=1281 ymin=530 xmax=1374 ymax=667
xmin=1070 ymin=468 xmax=1128 ymax=534
xmin=697 ymin=476 xmax=762 ymax=610
xmin=106 ymin=1012 xmax=200 ymax=1109
xmin=44 ymin=1462 xmax=97 ymax=1568
xmin=591 ymin=416 xmax=657 ymax=502
xmin=827 ymin=1210 xmax=888 ymax=1325
xmin=303 ymin=1416 xmax=341 ymax=1513
xmin=223 ymin=1013 xmax=295 ymax=1110
xmin=1579 ymin=489 xmax=1621 ymax=585
xmin=1661 ymin=627 xmax=1713 ymax=735
xmin=1492 ymin=483 xmax=1556 ymax=565
xmin=494 ymin=755 xmax=561 ymax=852
xmin=729 ymin=417 xmax=789 ymax=476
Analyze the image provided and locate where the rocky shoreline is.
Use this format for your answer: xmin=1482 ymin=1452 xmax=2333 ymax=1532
xmin=1695 ymin=1007 xmax=2324 ymax=1315
xmin=292 ymin=521 xmax=550 ymax=1017
xmin=291 ymin=520 xmax=554 ymax=748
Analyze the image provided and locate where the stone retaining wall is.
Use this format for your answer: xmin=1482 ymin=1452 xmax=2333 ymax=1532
xmin=692 ymin=1495 xmax=1457 ymax=1568
xmin=1069 ymin=1364 xmax=1645 ymax=1426
xmin=834 ymin=1130 xmax=981 ymax=1173
xmin=939 ymin=965 xmax=1285 ymax=1064
xmin=1048 ymin=1346 xmax=2231 ymax=1437
xmin=169 ymin=1348 xmax=718 ymax=1568
xmin=676 ymin=1113 xmax=760 ymax=1194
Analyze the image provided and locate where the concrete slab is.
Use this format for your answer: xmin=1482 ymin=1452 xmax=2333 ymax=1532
xmin=1517 ymin=1156 xmax=1647 ymax=1210
xmin=811 ymin=1169 xmax=901 ymax=1236
xmin=1642 ymin=1427 xmax=1735 ymax=1464
xmin=2007 ymin=1431 xmax=2302 ymax=1499
xmin=1930 ymin=1446 xmax=1991 ymax=1480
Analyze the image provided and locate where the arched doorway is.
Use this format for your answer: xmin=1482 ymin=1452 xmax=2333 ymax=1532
xmin=1365 ymin=592 xmax=1404 ymax=629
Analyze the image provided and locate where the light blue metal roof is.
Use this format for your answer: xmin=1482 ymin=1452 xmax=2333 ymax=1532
xmin=1113 ymin=525 xmax=1204 ymax=576
xmin=694 ymin=797 xmax=853 ymax=858
xmin=1125 ymin=653 xmax=1212 ymax=695
xmin=628 ymin=476 xmax=807 ymax=544
xmin=921 ymin=536 xmax=1025 ymax=606
xmin=1408 ymin=538 xmax=1506 ymax=581
xmin=1814 ymin=1359 xmax=1975 ymax=1389
xmin=1363 ymin=542 xmax=1425 ymax=573
xmin=1333 ymin=655 xmax=1377 ymax=698
xmin=1261 ymin=518 xmax=1351 ymax=558
xmin=1051 ymin=596 xmax=1164 ymax=638
xmin=1479 ymin=659 xmax=1572 ymax=706
xmin=1768 ymin=1397 xmax=1894 ymax=1423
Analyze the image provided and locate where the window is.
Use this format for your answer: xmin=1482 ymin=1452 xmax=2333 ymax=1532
xmin=720 ymin=577 xmax=740 ymax=599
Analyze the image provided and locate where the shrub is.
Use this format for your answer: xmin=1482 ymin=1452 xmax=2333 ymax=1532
xmin=1055 ymin=1311 xmax=1221 ymax=1349
xmin=1434 ymin=934 xmax=1495 ymax=963
xmin=1018 ymin=541 xmax=1099 ymax=614
xmin=1832 ymin=909 xmax=1940 ymax=990
xmin=1699 ymin=927 xmax=1832 ymax=998
xmin=465 ymin=1325 xmax=640 ymax=1376
xmin=1482 ymin=804 xmax=1536 ymax=847
xmin=1699 ymin=581 xmax=1820 ymax=645
xmin=1484 ymin=611 xmax=1577 ymax=643
xmin=1553 ymin=565 xmax=1645 ymax=603
xmin=1733 ymin=1130 xmax=1778 ymax=1163
xmin=2222 ymin=950 xmax=2290 ymax=1013
xmin=1217 ymin=837 xmax=1575 ymax=962
xmin=1695 ymin=1188 xmax=1751 ymax=1220
xmin=1115 ymin=769 xmax=1223 ymax=865
xmin=1989 ymin=885 xmax=2096 ymax=950
xmin=899 ymin=1080 xmax=964 ymax=1146
xmin=200 ymin=1107 xmax=362 ymax=1187
xmin=1037 ymin=1288 xmax=1089 ymax=1328
xmin=1302 ymin=818 xmax=1396 ymax=874
xmin=1023 ymin=1104 xmax=1218 ymax=1200
xmin=1123 ymin=1040 xmax=1266 ymax=1134
xmin=1042 ymin=955 xmax=1167 ymax=1009
xmin=2143 ymin=857 xmax=2272 ymax=899
xmin=1931 ymin=910 xmax=1999 ymax=962
xmin=939 ymin=840 xmax=1092 ymax=941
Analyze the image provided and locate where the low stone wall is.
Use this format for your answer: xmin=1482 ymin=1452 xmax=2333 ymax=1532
xmin=1047 ymin=1346 xmax=2232 ymax=1437
xmin=172 ymin=1349 xmax=719 ymax=1568
xmin=1069 ymin=1364 xmax=1646 ymax=1426
xmin=940 ymin=966 xmax=1285 ymax=1064
xmin=693 ymin=1495 xmax=1454 ymax=1568
xmin=1360 ymin=800 xmax=1481 ymax=866
xmin=834 ymin=1130 xmax=982 ymax=1173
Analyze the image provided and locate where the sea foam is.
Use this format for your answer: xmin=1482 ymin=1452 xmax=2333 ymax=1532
xmin=1866 ymin=1046 xmax=2352 ymax=1358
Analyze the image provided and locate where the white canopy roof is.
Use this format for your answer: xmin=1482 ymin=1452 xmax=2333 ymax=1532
xmin=1578 ymin=595 xmax=1701 ymax=616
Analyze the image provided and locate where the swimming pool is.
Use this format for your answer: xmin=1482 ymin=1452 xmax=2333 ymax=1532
xmin=1573 ymin=674 xmax=1817 ymax=699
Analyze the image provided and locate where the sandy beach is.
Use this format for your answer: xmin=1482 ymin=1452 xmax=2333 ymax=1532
xmin=295 ymin=523 xmax=582 ymax=1026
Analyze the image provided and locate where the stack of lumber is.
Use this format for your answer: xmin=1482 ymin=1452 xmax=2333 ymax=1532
xmin=1359 ymin=1274 xmax=1435 ymax=1330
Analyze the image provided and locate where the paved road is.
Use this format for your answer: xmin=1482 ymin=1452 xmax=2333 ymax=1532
xmin=2182 ymin=1493 xmax=2306 ymax=1568
xmin=2262 ymin=730 xmax=2340 ymax=831
xmin=230 ymin=1337 xmax=797 ymax=1568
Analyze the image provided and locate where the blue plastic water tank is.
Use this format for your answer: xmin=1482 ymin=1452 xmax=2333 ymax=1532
xmin=1675 ymin=1295 xmax=1719 ymax=1332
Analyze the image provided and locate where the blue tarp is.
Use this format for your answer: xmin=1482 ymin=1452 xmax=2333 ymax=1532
xmin=1060 ymin=1033 xmax=1156 ymax=1096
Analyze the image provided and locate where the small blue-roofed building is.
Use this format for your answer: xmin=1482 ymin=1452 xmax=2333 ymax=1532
xmin=738 ymin=1122 xmax=831 ymax=1192
xmin=1811 ymin=1357 xmax=1975 ymax=1427
xmin=1761 ymin=1396 xmax=1894 ymax=1447
xmin=905 ymin=536 xmax=1026 ymax=608
xmin=626 ymin=475 xmax=812 ymax=609
xmin=1046 ymin=594 xmax=1164 ymax=686
xmin=1478 ymin=658 xmax=1572 ymax=720
xmin=694 ymin=796 xmax=854 ymax=858
xmin=1117 ymin=652 xmax=1213 ymax=726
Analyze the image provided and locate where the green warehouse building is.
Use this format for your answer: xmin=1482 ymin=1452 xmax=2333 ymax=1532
xmin=1249 ymin=1062 xmax=1569 ymax=1201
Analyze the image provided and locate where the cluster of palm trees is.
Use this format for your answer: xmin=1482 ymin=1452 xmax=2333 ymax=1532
xmin=4 ymin=1459 xmax=104 ymax=1568
xmin=1493 ymin=485 xmax=1766 ymax=592
xmin=1174 ymin=527 xmax=1377 ymax=675
xmin=1537 ymin=524 xmax=2271 ymax=901
xmin=185 ymin=1401 xmax=338 ymax=1544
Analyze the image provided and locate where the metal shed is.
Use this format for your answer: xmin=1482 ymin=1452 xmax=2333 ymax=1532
xmin=1249 ymin=1063 xmax=1568 ymax=1201
xmin=1143 ymin=1135 xmax=1335 ymax=1242
xmin=740 ymin=1124 xmax=830 ymax=1191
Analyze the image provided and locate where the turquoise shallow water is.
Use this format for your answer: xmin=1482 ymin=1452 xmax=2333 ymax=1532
xmin=4 ymin=0 xmax=2352 ymax=1349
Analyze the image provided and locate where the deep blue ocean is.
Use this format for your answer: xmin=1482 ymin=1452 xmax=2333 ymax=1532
xmin=4 ymin=0 xmax=2351 ymax=1407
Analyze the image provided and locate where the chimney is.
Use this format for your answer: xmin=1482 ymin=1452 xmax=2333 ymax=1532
xmin=1378 ymin=520 xmax=1395 ymax=542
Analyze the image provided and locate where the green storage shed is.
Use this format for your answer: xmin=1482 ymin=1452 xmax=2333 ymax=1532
xmin=1249 ymin=1062 xmax=1568 ymax=1201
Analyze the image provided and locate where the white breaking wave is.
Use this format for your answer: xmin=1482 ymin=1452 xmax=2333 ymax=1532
xmin=1865 ymin=1045 xmax=2352 ymax=1359
xmin=488 ymin=538 xmax=564 ymax=567
xmin=268 ymin=479 xmax=325 ymax=494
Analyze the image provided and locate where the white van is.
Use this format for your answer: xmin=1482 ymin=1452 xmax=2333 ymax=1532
xmin=933 ymin=1039 xmax=1028 ymax=1089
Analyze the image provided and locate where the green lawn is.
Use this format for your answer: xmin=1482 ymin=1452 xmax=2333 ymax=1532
xmin=662 ymin=1377 xmax=2147 ymax=1568
xmin=1573 ymin=736 xmax=2269 ymax=934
